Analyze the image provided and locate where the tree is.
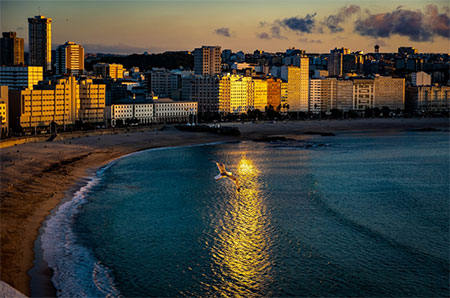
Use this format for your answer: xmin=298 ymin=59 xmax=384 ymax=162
xmin=373 ymin=108 xmax=381 ymax=117
xmin=50 ymin=121 xmax=57 ymax=134
xmin=364 ymin=107 xmax=373 ymax=118
xmin=348 ymin=110 xmax=359 ymax=118
xmin=330 ymin=109 xmax=342 ymax=119
xmin=265 ymin=105 xmax=280 ymax=120
xmin=381 ymin=106 xmax=391 ymax=117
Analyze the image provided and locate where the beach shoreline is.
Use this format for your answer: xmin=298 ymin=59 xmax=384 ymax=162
xmin=1 ymin=118 xmax=448 ymax=296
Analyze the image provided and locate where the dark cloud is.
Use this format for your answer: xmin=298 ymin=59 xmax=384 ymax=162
xmin=257 ymin=32 xmax=271 ymax=39
xmin=257 ymin=24 xmax=286 ymax=39
xmin=278 ymin=13 xmax=317 ymax=33
xmin=354 ymin=5 xmax=450 ymax=41
xmin=425 ymin=5 xmax=450 ymax=38
xmin=270 ymin=25 xmax=285 ymax=39
xmin=214 ymin=27 xmax=231 ymax=37
xmin=323 ymin=5 xmax=360 ymax=33
xmin=298 ymin=38 xmax=322 ymax=44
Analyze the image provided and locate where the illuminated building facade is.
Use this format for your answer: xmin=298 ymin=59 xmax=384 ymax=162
xmin=93 ymin=63 xmax=124 ymax=79
xmin=286 ymin=57 xmax=309 ymax=112
xmin=0 ymin=86 xmax=8 ymax=136
xmin=252 ymin=79 xmax=268 ymax=111
xmin=266 ymin=78 xmax=281 ymax=109
xmin=1 ymin=32 xmax=24 ymax=66
xmin=55 ymin=41 xmax=85 ymax=75
xmin=9 ymin=77 xmax=79 ymax=130
xmin=79 ymin=79 xmax=106 ymax=123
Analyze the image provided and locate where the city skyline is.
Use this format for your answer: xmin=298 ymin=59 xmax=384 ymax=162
xmin=1 ymin=0 xmax=449 ymax=54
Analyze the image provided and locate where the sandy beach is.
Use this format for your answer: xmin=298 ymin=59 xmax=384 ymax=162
xmin=1 ymin=118 xmax=448 ymax=296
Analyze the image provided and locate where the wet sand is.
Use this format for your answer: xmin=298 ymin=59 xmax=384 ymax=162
xmin=0 ymin=118 xmax=448 ymax=295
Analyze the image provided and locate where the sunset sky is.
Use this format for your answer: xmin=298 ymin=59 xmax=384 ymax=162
xmin=1 ymin=0 xmax=448 ymax=54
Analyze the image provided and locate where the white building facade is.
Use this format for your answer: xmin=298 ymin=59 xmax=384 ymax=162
xmin=309 ymin=79 xmax=322 ymax=113
xmin=107 ymin=99 xmax=198 ymax=126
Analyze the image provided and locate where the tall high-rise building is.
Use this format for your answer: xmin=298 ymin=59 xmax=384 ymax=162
xmin=55 ymin=42 xmax=84 ymax=75
xmin=1 ymin=32 xmax=24 ymax=66
xmin=328 ymin=48 xmax=345 ymax=77
xmin=287 ymin=66 xmax=300 ymax=112
xmin=286 ymin=56 xmax=309 ymax=112
xmin=193 ymin=46 xmax=221 ymax=76
xmin=28 ymin=15 xmax=52 ymax=71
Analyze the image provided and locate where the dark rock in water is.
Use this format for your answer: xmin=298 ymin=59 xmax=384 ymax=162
xmin=304 ymin=131 xmax=335 ymax=136
xmin=253 ymin=136 xmax=294 ymax=142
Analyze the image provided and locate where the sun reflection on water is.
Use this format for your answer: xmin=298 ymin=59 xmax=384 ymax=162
xmin=210 ymin=157 xmax=273 ymax=297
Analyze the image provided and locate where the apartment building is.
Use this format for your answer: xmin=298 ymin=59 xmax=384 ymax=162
xmin=193 ymin=46 xmax=221 ymax=75
xmin=93 ymin=63 xmax=124 ymax=79
xmin=79 ymin=79 xmax=106 ymax=123
xmin=253 ymin=79 xmax=268 ymax=111
xmin=353 ymin=79 xmax=375 ymax=111
xmin=55 ymin=41 xmax=85 ymax=75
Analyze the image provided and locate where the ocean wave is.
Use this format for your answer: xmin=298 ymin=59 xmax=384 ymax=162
xmin=39 ymin=142 xmax=230 ymax=297
xmin=41 ymin=164 xmax=121 ymax=298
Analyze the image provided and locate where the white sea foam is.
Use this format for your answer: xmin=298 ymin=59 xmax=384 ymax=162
xmin=41 ymin=164 xmax=121 ymax=298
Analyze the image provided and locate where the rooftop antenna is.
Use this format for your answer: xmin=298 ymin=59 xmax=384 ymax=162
xmin=38 ymin=6 xmax=41 ymax=16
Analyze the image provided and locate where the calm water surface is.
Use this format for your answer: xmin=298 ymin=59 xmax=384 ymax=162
xmin=41 ymin=131 xmax=449 ymax=297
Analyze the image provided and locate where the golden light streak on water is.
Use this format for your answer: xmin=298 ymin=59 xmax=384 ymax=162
xmin=211 ymin=157 xmax=273 ymax=297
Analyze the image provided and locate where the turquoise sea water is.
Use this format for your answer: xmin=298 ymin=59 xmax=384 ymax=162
xmin=40 ymin=131 xmax=449 ymax=297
